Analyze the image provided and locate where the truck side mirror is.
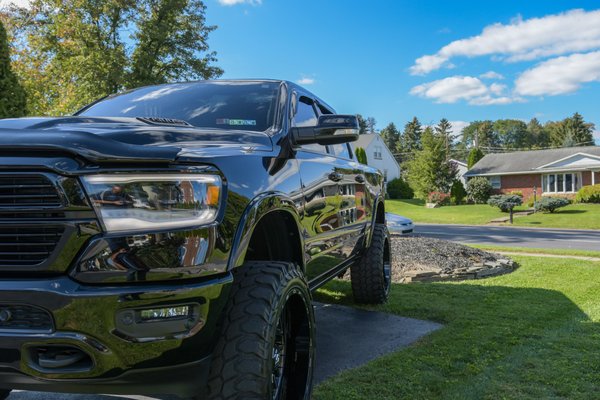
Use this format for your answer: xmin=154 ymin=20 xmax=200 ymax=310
xmin=291 ymin=115 xmax=359 ymax=146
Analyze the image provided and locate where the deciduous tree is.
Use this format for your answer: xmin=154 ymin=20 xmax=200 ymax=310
xmin=0 ymin=20 xmax=25 ymax=117
xmin=4 ymin=0 xmax=222 ymax=115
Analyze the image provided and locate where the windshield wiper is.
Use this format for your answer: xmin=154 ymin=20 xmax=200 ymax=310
xmin=136 ymin=117 xmax=193 ymax=127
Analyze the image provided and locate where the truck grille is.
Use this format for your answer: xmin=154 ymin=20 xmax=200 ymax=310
xmin=0 ymin=174 xmax=66 ymax=267
xmin=0 ymin=304 xmax=54 ymax=332
xmin=0 ymin=225 xmax=65 ymax=266
xmin=0 ymin=175 xmax=62 ymax=208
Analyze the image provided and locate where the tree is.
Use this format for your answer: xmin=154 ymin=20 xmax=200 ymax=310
xmin=365 ymin=116 xmax=377 ymax=134
xmin=467 ymin=147 xmax=484 ymax=169
xmin=462 ymin=120 xmax=497 ymax=149
xmin=526 ymin=118 xmax=549 ymax=149
xmin=0 ymin=20 xmax=26 ymax=117
xmin=405 ymin=127 xmax=457 ymax=199
xmin=380 ymin=122 xmax=400 ymax=154
xmin=488 ymin=194 xmax=522 ymax=224
xmin=435 ymin=118 xmax=454 ymax=159
xmin=547 ymin=113 xmax=595 ymax=147
xmin=493 ymin=119 xmax=528 ymax=150
xmin=5 ymin=0 xmax=222 ymax=115
xmin=356 ymin=114 xmax=368 ymax=135
xmin=355 ymin=147 xmax=368 ymax=165
xmin=397 ymin=116 xmax=423 ymax=157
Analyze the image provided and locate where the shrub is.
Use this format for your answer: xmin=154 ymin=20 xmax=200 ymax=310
xmin=509 ymin=190 xmax=523 ymax=197
xmin=535 ymin=197 xmax=570 ymax=213
xmin=387 ymin=177 xmax=414 ymax=199
xmin=488 ymin=194 xmax=523 ymax=213
xmin=450 ymin=180 xmax=467 ymax=205
xmin=524 ymin=196 xmax=535 ymax=208
xmin=488 ymin=194 xmax=522 ymax=224
xmin=466 ymin=177 xmax=492 ymax=204
xmin=427 ymin=191 xmax=450 ymax=206
xmin=575 ymin=184 xmax=600 ymax=203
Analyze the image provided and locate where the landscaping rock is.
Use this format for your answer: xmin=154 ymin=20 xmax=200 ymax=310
xmin=388 ymin=235 xmax=516 ymax=283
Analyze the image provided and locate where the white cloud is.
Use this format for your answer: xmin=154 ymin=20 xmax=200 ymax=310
xmin=449 ymin=120 xmax=470 ymax=138
xmin=480 ymin=71 xmax=505 ymax=80
xmin=515 ymin=50 xmax=600 ymax=96
xmin=410 ymin=9 xmax=600 ymax=75
xmin=410 ymin=75 xmax=521 ymax=105
xmin=297 ymin=77 xmax=315 ymax=85
xmin=218 ymin=0 xmax=261 ymax=5
xmin=0 ymin=0 xmax=30 ymax=8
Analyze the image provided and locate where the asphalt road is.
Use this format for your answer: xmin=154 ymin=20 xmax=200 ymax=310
xmin=6 ymin=303 xmax=441 ymax=400
xmin=414 ymin=223 xmax=600 ymax=251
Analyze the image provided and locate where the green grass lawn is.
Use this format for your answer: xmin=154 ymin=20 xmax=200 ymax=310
xmin=314 ymin=254 xmax=600 ymax=399
xmin=386 ymin=199 xmax=600 ymax=229
xmin=472 ymin=244 xmax=600 ymax=259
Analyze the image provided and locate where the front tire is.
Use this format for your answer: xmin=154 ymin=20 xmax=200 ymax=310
xmin=206 ymin=261 xmax=315 ymax=400
xmin=351 ymin=223 xmax=391 ymax=304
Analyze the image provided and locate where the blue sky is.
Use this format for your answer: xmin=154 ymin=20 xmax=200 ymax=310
xmin=207 ymin=0 xmax=600 ymax=141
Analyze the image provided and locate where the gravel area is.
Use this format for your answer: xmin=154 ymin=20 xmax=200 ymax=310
xmin=389 ymin=235 xmax=515 ymax=283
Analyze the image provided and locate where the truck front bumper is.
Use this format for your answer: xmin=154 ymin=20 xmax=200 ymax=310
xmin=0 ymin=274 xmax=232 ymax=397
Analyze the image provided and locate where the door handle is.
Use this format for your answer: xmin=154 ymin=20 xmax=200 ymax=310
xmin=355 ymin=175 xmax=365 ymax=183
xmin=328 ymin=172 xmax=343 ymax=182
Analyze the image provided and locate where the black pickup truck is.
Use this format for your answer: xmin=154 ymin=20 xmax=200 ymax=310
xmin=0 ymin=79 xmax=391 ymax=400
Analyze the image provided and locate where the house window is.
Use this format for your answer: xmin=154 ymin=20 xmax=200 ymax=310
xmin=488 ymin=176 xmax=501 ymax=189
xmin=542 ymin=173 xmax=579 ymax=193
xmin=373 ymin=146 xmax=382 ymax=160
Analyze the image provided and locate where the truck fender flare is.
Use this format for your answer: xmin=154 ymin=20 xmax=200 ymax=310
xmin=227 ymin=192 xmax=305 ymax=271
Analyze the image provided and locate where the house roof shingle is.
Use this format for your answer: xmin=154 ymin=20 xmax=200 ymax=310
xmin=465 ymin=146 xmax=600 ymax=176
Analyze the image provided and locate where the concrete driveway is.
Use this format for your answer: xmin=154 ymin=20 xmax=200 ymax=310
xmin=6 ymin=303 xmax=441 ymax=399
xmin=415 ymin=223 xmax=600 ymax=251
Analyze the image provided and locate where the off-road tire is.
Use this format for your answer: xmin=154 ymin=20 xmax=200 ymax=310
xmin=0 ymin=389 xmax=10 ymax=400
xmin=351 ymin=223 xmax=391 ymax=304
xmin=206 ymin=261 xmax=315 ymax=400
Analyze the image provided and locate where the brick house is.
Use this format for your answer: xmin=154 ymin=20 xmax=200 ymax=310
xmin=464 ymin=146 xmax=600 ymax=200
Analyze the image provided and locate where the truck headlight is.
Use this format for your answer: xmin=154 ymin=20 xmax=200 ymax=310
xmin=81 ymin=174 xmax=221 ymax=233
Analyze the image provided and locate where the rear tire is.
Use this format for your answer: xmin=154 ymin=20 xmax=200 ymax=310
xmin=206 ymin=261 xmax=315 ymax=400
xmin=351 ymin=223 xmax=391 ymax=304
xmin=0 ymin=389 xmax=10 ymax=399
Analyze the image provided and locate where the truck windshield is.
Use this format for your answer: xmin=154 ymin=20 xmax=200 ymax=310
xmin=78 ymin=81 xmax=281 ymax=132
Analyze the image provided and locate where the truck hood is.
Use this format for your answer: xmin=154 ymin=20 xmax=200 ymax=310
xmin=0 ymin=116 xmax=273 ymax=163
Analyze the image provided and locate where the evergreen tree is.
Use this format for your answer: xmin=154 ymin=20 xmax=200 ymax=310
xmin=547 ymin=113 xmax=594 ymax=147
xmin=354 ymin=147 xmax=368 ymax=165
xmin=397 ymin=116 xmax=423 ymax=156
xmin=380 ymin=122 xmax=400 ymax=154
xmin=0 ymin=20 xmax=26 ymax=118
xmin=406 ymin=127 xmax=457 ymax=199
xmin=434 ymin=118 xmax=454 ymax=159
xmin=467 ymin=147 xmax=484 ymax=169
